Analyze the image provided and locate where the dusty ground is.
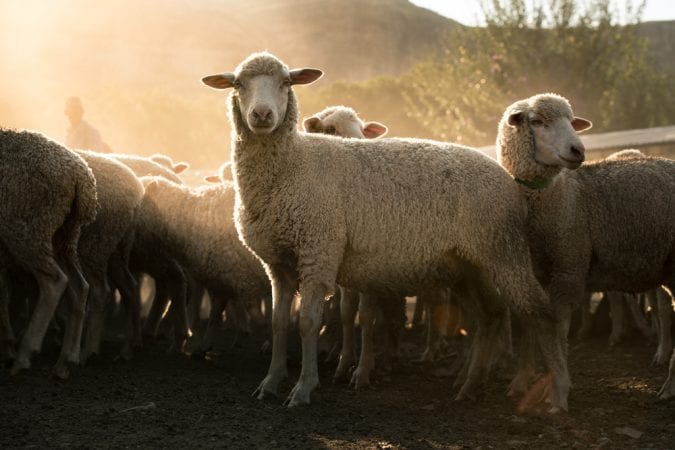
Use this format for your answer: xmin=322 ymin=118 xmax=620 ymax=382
xmin=1 ymin=317 xmax=674 ymax=449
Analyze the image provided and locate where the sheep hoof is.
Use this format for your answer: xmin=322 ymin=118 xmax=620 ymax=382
xmin=284 ymin=381 xmax=315 ymax=407
xmin=115 ymin=346 xmax=134 ymax=362
xmin=349 ymin=370 xmax=371 ymax=390
xmin=658 ymin=379 xmax=675 ymax=400
xmin=52 ymin=362 xmax=70 ymax=380
xmin=253 ymin=375 xmax=283 ymax=400
xmin=10 ymin=357 xmax=29 ymax=376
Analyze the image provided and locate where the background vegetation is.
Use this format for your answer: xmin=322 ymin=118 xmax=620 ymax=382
xmin=299 ymin=0 xmax=675 ymax=148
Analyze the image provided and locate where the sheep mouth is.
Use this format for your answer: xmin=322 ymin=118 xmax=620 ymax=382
xmin=559 ymin=155 xmax=584 ymax=169
xmin=249 ymin=124 xmax=275 ymax=135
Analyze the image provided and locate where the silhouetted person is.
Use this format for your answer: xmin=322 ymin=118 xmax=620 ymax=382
xmin=64 ymin=96 xmax=112 ymax=153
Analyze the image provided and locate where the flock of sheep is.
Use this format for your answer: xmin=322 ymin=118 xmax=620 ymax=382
xmin=0 ymin=52 xmax=673 ymax=415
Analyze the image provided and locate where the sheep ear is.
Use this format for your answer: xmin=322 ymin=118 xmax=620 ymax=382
xmin=572 ymin=116 xmax=592 ymax=132
xmin=507 ymin=111 xmax=525 ymax=127
xmin=303 ymin=116 xmax=322 ymax=133
xmin=172 ymin=162 xmax=189 ymax=174
xmin=362 ymin=122 xmax=388 ymax=139
xmin=204 ymin=175 xmax=221 ymax=183
xmin=289 ymin=68 xmax=323 ymax=85
xmin=201 ymin=73 xmax=235 ymax=89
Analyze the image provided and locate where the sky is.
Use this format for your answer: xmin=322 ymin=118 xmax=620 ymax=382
xmin=410 ymin=0 xmax=675 ymax=25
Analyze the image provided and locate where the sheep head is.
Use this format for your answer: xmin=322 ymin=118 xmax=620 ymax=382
xmin=303 ymin=105 xmax=388 ymax=139
xmin=498 ymin=93 xmax=592 ymax=183
xmin=202 ymin=52 xmax=322 ymax=136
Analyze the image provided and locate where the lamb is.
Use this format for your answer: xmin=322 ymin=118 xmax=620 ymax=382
xmin=201 ymin=52 xmax=568 ymax=410
xmin=136 ymin=176 xmax=271 ymax=355
xmin=495 ymin=93 xmax=675 ymax=401
xmin=0 ymin=128 xmax=98 ymax=377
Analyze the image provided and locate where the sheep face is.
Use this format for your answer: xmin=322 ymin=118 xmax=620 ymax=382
xmin=202 ymin=52 xmax=322 ymax=135
xmin=303 ymin=106 xmax=388 ymax=139
xmin=507 ymin=102 xmax=591 ymax=170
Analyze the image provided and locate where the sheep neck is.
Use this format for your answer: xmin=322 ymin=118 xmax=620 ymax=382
xmin=228 ymin=89 xmax=299 ymax=206
xmin=514 ymin=176 xmax=553 ymax=190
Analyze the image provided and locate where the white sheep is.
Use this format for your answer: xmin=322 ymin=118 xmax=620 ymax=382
xmin=202 ymin=52 xmax=568 ymax=410
xmin=495 ymin=93 xmax=675 ymax=402
xmin=0 ymin=128 xmax=98 ymax=377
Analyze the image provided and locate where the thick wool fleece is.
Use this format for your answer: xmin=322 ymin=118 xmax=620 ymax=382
xmin=0 ymin=129 xmax=98 ymax=271
xmin=110 ymin=154 xmax=183 ymax=184
xmin=139 ymin=177 xmax=269 ymax=302
xmin=75 ymin=151 xmax=144 ymax=275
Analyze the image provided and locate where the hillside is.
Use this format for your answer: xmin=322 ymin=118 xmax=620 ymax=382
xmin=0 ymin=0 xmax=672 ymax=167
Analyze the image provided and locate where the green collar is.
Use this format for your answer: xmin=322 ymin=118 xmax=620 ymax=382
xmin=515 ymin=177 xmax=552 ymax=190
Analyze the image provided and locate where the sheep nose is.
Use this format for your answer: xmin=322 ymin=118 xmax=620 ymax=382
xmin=252 ymin=107 xmax=272 ymax=123
xmin=570 ymin=144 xmax=585 ymax=161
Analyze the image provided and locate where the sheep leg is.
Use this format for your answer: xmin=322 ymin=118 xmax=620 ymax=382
xmin=161 ymin=273 xmax=189 ymax=353
xmin=334 ymin=287 xmax=358 ymax=383
xmin=456 ymin=308 xmax=509 ymax=401
xmin=0 ymin=270 xmax=17 ymax=362
xmin=652 ymin=287 xmax=673 ymax=366
xmin=191 ymin=292 xmax=226 ymax=358
xmin=350 ymin=293 xmax=376 ymax=389
xmin=254 ymin=267 xmax=296 ymax=400
xmin=108 ymin=260 xmax=144 ymax=361
xmin=411 ymin=295 xmax=425 ymax=330
xmin=380 ymin=295 xmax=406 ymax=373
xmin=576 ymin=293 xmax=593 ymax=340
xmin=658 ymin=349 xmax=675 ymax=400
xmin=53 ymin=256 xmax=89 ymax=379
xmin=626 ymin=292 xmax=654 ymax=340
xmin=80 ymin=273 xmax=112 ymax=364
xmin=607 ymin=291 xmax=624 ymax=346
xmin=143 ymin=280 xmax=170 ymax=338
xmin=187 ymin=276 xmax=205 ymax=332
xmin=285 ymin=281 xmax=325 ymax=406
xmin=11 ymin=245 xmax=68 ymax=375
xmin=417 ymin=289 xmax=449 ymax=363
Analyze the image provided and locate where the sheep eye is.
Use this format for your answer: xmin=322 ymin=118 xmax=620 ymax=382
xmin=233 ymin=80 xmax=244 ymax=90
xmin=281 ymin=79 xmax=291 ymax=88
xmin=530 ymin=119 xmax=544 ymax=127
xmin=325 ymin=126 xmax=336 ymax=135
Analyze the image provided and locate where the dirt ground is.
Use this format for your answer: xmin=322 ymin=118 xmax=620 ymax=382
xmin=1 ymin=314 xmax=674 ymax=449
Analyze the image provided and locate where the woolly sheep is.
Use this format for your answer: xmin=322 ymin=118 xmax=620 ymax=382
xmin=201 ymin=52 xmax=567 ymax=410
xmin=0 ymin=128 xmax=98 ymax=377
xmin=496 ymin=93 xmax=675 ymax=402
xmin=75 ymin=151 xmax=145 ymax=364
xmin=137 ymin=176 xmax=271 ymax=355
xmin=604 ymin=149 xmax=673 ymax=364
